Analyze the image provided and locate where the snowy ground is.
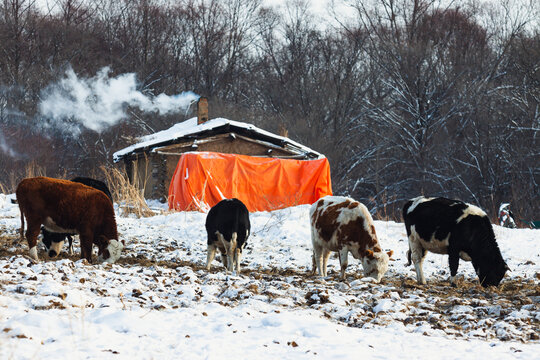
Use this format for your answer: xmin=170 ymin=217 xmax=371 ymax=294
xmin=0 ymin=193 xmax=538 ymax=359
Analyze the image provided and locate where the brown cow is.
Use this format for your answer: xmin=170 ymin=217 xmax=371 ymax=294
xmin=310 ymin=196 xmax=392 ymax=281
xmin=16 ymin=177 xmax=123 ymax=263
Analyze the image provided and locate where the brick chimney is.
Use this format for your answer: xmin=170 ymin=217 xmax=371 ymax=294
xmin=197 ymin=97 xmax=208 ymax=125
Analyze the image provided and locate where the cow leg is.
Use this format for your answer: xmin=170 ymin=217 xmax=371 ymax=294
xmin=206 ymin=244 xmax=217 ymax=270
xmin=234 ymin=248 xmax=242 ymax=274
xmin=311 ymin=254 xmax=317 ymax=275
xmin=25 ymin=221 xmax=41 ymax=261
xmin=67 ymin=235 xmax=74 ymax=255
xmin=80 ymin=233 xmax=93 ymax=262
xmin=338 ymin=248 xmax=349 ymax=280
xmin=216 ymin=232 xmax=230 ymax=273
xmin=409 ymin=235 xmax=427 ymax=284
xmin=448 ymin=243 xmax=460 ymax=287
xmin=412 ymin=249 xmax=427 ymax=285
xmin=220 ymin=251 xmax=229 ymax=271
xmin=228 ymin=232 xmax=238 ymax=274
xmin=217 ymin=231 xmax=238 ymax=273
xmin=321 ymin=248 xmax=331 ymax=277
xmin=312 ymin=244 xmax=324 ymax=276
xmin=219 ymin=232 xmax=238 ymax=274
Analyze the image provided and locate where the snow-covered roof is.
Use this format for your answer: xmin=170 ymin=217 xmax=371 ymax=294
xmin=113 ymin=117 xmax=323 ymax=162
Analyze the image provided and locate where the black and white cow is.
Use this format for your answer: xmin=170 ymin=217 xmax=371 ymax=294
xmin=42 ymin=177 xmax=113 ymax=258
xmin=403 ymin=196 xmax=508 ymax=287
xmin=205 ymin=198 xmax=250 ymax=274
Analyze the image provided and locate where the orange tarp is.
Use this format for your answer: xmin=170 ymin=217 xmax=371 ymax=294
xmin=168 ymin=152 xmax=332 ymax=212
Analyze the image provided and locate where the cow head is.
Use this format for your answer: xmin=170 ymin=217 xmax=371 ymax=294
xmin=42 ymin=238 xmax=52 ymax=254
xmin=472 ymin=218 xmax=509 ymax=287
xmin=477 ymin=260 xmax=509 ymax=287
xmin=361 ymin=249 xmax=392 ymax=282
xmin=41 ymin=229 xmax=67 ymax=258
xmin=47 ymin=240 xmax=64 ymax=258
xmin=97 ymin=236 xmax=124 ymax=263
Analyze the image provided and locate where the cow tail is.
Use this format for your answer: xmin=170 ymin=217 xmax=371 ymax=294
xmin=19 ymin=207 xmax=25 ymax=241
xmin=405 ymin=249 xmax=412 ymax=266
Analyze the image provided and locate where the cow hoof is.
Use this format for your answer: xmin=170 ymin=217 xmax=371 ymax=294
xmin=28 ymin=246 xmax=39 ymax=262
xmin=24 ymin=255 xmax=39 ymax=264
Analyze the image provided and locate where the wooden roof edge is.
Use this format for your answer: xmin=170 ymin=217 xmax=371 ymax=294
xmin=114 ymin=123 xmax=320 ymax=162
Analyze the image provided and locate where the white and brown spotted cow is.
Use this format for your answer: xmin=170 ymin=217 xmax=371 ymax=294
xmin=16 ymin=177 xmax=123 ymax=263
xmin=310 ymin=196 xmax=392 ymax=281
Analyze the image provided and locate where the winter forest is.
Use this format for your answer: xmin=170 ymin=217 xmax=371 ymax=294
xmin=0 ymin=0 xmax=538 ymax=220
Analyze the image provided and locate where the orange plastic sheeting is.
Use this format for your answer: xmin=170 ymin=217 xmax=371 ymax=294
xmin=168 ymin=152 xmax=332 ymax=212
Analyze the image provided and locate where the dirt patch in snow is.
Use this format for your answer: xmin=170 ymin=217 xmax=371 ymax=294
xmin=1 ymin=220 xmax=539 ymax=343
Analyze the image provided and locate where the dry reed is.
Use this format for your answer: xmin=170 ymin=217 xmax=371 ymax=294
xmin=24 ymin=161 xmax=48 ymax=179
xmin=100 ymin=165 xmax=154 ymax=218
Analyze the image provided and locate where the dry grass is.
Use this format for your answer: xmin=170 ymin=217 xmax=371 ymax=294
xmin=23 ymin=161 xmax=48 ymax=179
xmin=0 ymin=162 xmax=71 ymax=195
xmin=0 ymin=162 xmax=51 ymax=194
xmin=371 ymin=192 xmax=399 ymax=221
xmin=100 ymin=166 xmax=154 ymax=218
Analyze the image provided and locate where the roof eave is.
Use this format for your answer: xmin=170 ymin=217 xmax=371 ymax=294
xmin=114 ymin=122 xmax=322 ymax=162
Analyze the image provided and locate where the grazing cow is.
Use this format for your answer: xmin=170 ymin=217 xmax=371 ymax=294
xmin=205 ymin=198 xmax=250 ymax=274
xmin=16 ymin=176 xmax=123 ymax=263
xmin=310 ymin=196 xmax=392 ymax=282
xmin=42 ymin=176 xmax=113 ymax=258
xmin=403 ymin=196 xmax=508 ymax=287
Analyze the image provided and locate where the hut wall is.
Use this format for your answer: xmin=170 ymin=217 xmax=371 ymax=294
xmin=128 ymin=154 xmax=156 ymax=200
xmin=166 ymin=155 xmax=182 ymax=190
xmin=156 ymin=136 xmax=292 ymax=158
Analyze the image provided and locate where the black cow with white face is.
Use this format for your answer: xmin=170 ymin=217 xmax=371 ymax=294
xmin=42 ymin=177 xmax=113 ymax=258
xmin=403 ymin=196 xmax=508 ymax=287
xmin=205 ymin=198 xmax=250 ymax=274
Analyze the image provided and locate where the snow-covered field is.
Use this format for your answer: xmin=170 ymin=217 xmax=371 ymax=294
xmin=0 ymin=194 xmax=538 ymax=359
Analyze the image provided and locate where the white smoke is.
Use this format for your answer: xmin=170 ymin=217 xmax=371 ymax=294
xmin=39 ymin=66 xmax=199 ymax=134
xmin=0 ymin=130 xmax=18 ymax=157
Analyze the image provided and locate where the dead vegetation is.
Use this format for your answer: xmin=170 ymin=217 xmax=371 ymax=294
xmin=100 ymin=166 xmax=154 ymax=218
xmin=0 ymin=162 xmax=53 ymax=195
xmin=0 ymin=162 xmax=157 ymax=224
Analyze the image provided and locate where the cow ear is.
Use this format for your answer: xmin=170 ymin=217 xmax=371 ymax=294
xmin=387 ymin=250 xmax=394 ymax=259
xmin=97 ymin=235 xmax=110 ymax=251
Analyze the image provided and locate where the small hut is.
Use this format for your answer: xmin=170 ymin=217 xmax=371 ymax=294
xmin=113 ymin=100 xmax=326 ymax=202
